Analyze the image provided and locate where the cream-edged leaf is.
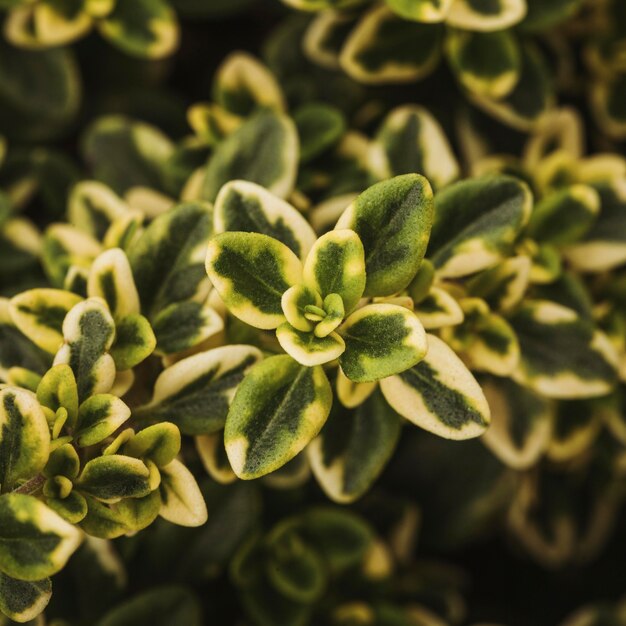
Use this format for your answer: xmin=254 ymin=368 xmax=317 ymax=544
xmin=74 ymin=394 xmax=131 ymax=447
xmin=0 ymin=573 xmax=51 ymax=623
xmin=276 ymin=324 xmax=346 ymax=367
xmin=159 ymin=459 xmax=207 ymax=527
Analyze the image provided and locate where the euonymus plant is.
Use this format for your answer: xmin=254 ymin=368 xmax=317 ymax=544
xmin=0 ymin=1 xmax=626 ymax=624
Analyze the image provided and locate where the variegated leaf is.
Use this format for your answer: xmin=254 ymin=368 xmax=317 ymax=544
xmin=447 ymin=0 xmax=526 ymax=31
xmin=414 ymin=286 xmax=464 ymax=330
xmin=110 ymin=313 xmax=156 ymax=370
xmin=0 ymin=386 xmax=50 ymax=491
xmin=196 ymin=431 xmax=237 ymax=484
xmin=214 ymin=180 xmax=316 ymax=261
xmin=336 ymin=369 xmax=376 ymax=408
xmin=159 ymin=459 xmax=207 ymax=527
xmin=9 ymin=289 xmax=83 ymax=354
xmin=482 ymin=377 xmax=553 ymax=469
xmin=380 ymin=333 xmax=490 ymax=439
xmin=225 ymin=355 xmax=332 ymax=479
xmin=74 ymin=394 xmax=131 ymax=447
xmin=510 ymin=300 xmax=618 ymax=398
xmin=336 ymin=174 xmax=434 ymax=297
xmin=78 ymin=455 xmax=152 ymax=503
xmin=0 ymin=493 xmax=81 ymax=581
xmin=339 ymin=304 xmax=427 ymax=383
xmin=547 ymin=400 xmax=601 ymax=462
xmin=368 ymin=105 xmax=459 ymax=190
xmin=384 ymin=0 xmax=452 ymax=21
xmin=53 ymin=298 xmax=116 ymax=401
xmin=123 ymin=423 xmax=181 ymax=469
xmin=137 ymin=345 xmax=262 ymax=435
xmin=303 ymin=12 xmax=358 ymax=70
xmin=428 ymin=175 xmax=532 ymax=278
xmin=36 ymin=364 xmax=79 ymax=428
xmin=340 ymin=6 xmax=443 ymax=84
xmin=205 ymin=232 xmax=303 ymax=330
xmin=0 ymin=573 xmax=51 ymax=623
xmin=294 ymin=102 xmax=346 ymax=164
xmin=467 ymin=255 xmax=530 ymax=312
xmin=128 ymin=202 xmax=213 ymax=318
xmin=308 ymin=389 xmax=401 ymax=503
xmin=276 ymin=323 xmax=346 ymax=367
xmin=202 ymin=109 xmax=298 ymax=202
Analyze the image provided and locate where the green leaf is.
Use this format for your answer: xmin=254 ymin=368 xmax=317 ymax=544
xmin=36 ymin=364 xmax=79 ymax=429
xmin=124 ymin=423 xmax=181 ymax=468
xmin=0 ymin=387 xmax=50 ymax=491
xmin=214 ymin=180 xmax=316 ymax=261
xmin=446 ymin=0 xmax=526 ymax=30
xmin=380 ymin=333 xmax=490 ymax=439
xmin=53 ymin=298 xmax=116 ymax=402
xmin=46 ymin=491 xmax=88 ymax=525
xmin=0 ymin=493 xmax=81 ymax=581
xmin=128 ymin=201 xmax=213 ymax=318
xmin=339 ymin=303 xmax=427 ymax=383
xmin=205 ymin=232 xmax=303 ymax=330
xmin=467 ymin=255 xmax=530 ymax=312
xmin=294 ymin=102 xmax=346 ymax=164
xmin=526 ymin=184 xmax=600 ymax=246
xmin=202 ymin=109 xmax=298 ymax=202
xmin=98 ymin=586 xmax=202 ymax=626
xmin=159 ymin=459 xmax=207 ymax=527
xmin=276 ymin=323 xmax=346 ymax=367
xmin=74 ymin=394 xmax=131 ymax=447
xmin=98 ymin=0 xmax=179 ymax=59
xmin=509 ymin=300 xmax=618 ymax=398
xmin=482 ymin=377 xmax=553 ymax=469
xmin=446 ymin=29 xmax=520 ymax=99
xmin=87 ymin=248 xmax=140 ymax=320
xmin=78 ymin=455 xmax=152 ymax=503
xmin=336 ymin=174 xmax=434 ymax=297
xmin=43 ymin=443 xmax=80 ymax=479
xmin=0 ymin=573 xmax=51 ymax=623
xmin=9 ymin=289 xmax=83 ymax=354
xmin=225 ymin=355 xmax=332 ymax=479
xmin=384 ymin=0 xmax=452 ymax=21
xmin=68 ymin=181 xmax=130 ymax=240
xmin=281 ymin=285 xmax=323 ymax=333
xmin=303 ymin=230 xmax=365 ymax=314
xmin=521 ymin=0 xmax=583 ymax=30
xmin=368 ymin=105 xmax=459 ymax=190
xmin=414 ymin=286 xmax=464 ymax=330
xmin=80 ymin=496 xmax=131 ymax=539
xmin=340 ymin=6 xmax=442 ymax=84
xmin=309 ymin=389 xmax=401 ymax=503
xmin=213 ymin=51 xmax=285 ymax=117
xmin=110 ymin=313 xmax=156 ymax=369
xmin=428 ymin=174 xmax=532 ymax=278
xmin=138 ymin=345 xmax=262 ymax=435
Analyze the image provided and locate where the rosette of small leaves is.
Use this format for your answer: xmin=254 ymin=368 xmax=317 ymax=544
xmin=1 ymin=0 xmax=180 ymax=59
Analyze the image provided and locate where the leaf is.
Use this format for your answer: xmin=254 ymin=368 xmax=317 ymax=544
xmin=74 ymin=394 xmax=131 ymax=447
xmin=80 ymin=496 xmax=132 ymax=539
xmin=527 ymin=184 xmax=600 ymax=246
xmin=43 ymin=443 xmax=80 ymax=479
xmin=446 ymin=29 xmax=521 ymax=99
xmin=9 ymin=289 xmax=83 ymax=354
xmin=98 ymin=586 xmax=202 ymax=626
xmin=88 ymin=248 xmax=140 ymax=320
xmin=276 ymin=323 xmax=346 ymax=367
xmin=110 ymin=313 xmax=156 ymax=369
xmin=414 ymin=286 xmax=464 ymax=330
xmin=309 ymin=389 xmax=401 ymax=503
xmin=138 ymin=345 xmax=262 ymax=435
xmin=481 ymin=377 xmax=553 ymax=470
xmin=78 ymin=455 xmax=152 ymax=503
xmin=427 ymin=174 xmax=532 ymax=278
xmin=368 ymin=105 xmax=459 ymax=190
xmin=53 ymin=298 xmax=116 ymax=402
xmin=159 ymin=459 xmax=207 ymax=527
xmin=128 ymin=201 xmax=213 ymax=318
xmin=340 ymin=6 xmax=443 ymax=84
xmin=446 ymin=0 xmax=526 ymax=31
xmin=213 ymin=51 xmax=285 ymax=117
xmin=521 ymin=0 xmax=583 ymax=30
xmin=339 ymin=303 xmax=427 ymax=383
xmin=202 ymin=109 xmax=298 ymax=202
xmin=225 ymin=354 xmax=332 ymax=479
xmin=124 ymin=423 xmax=181 ymax=468
xmin=0 ymin=573 xmax=51 ymax=623
xmin=380 ymin=333 xmax=490 ymax=439
xmin=294 ymin=102 xmax=346 ymax=164
xmin=384 ymin=0 xmax=452 ymax=21
xmin=68 ymin=180 xmax=130 ymax=240
xmin=336 ymin=174 xmax=434 ymax=297
xmin=0 ymin=493 xmax=82 ymax=581
xmin=509 ymin=300 xmax=618 ymax=398
xmin=214 ymin=180 xmax=316 ymax=262
xmin=303 ymin=230 xmax=365 ymax=314
xmin=0 ymin=387 xmax=49 ymax=491
xmin=195 ymin=432 xmax=236 ymax=485
xmin=36 ymin=364 xmax=79 ymax=428
xmin=98 ymin=0 xmax=179 ymax=59
xmin=205 ymin=232 xmax=303 ymax=330
xmin=46 ymin=491 xmax=88 ymax=525
xmin=467 ymin=255 xmax=530 ymax=312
